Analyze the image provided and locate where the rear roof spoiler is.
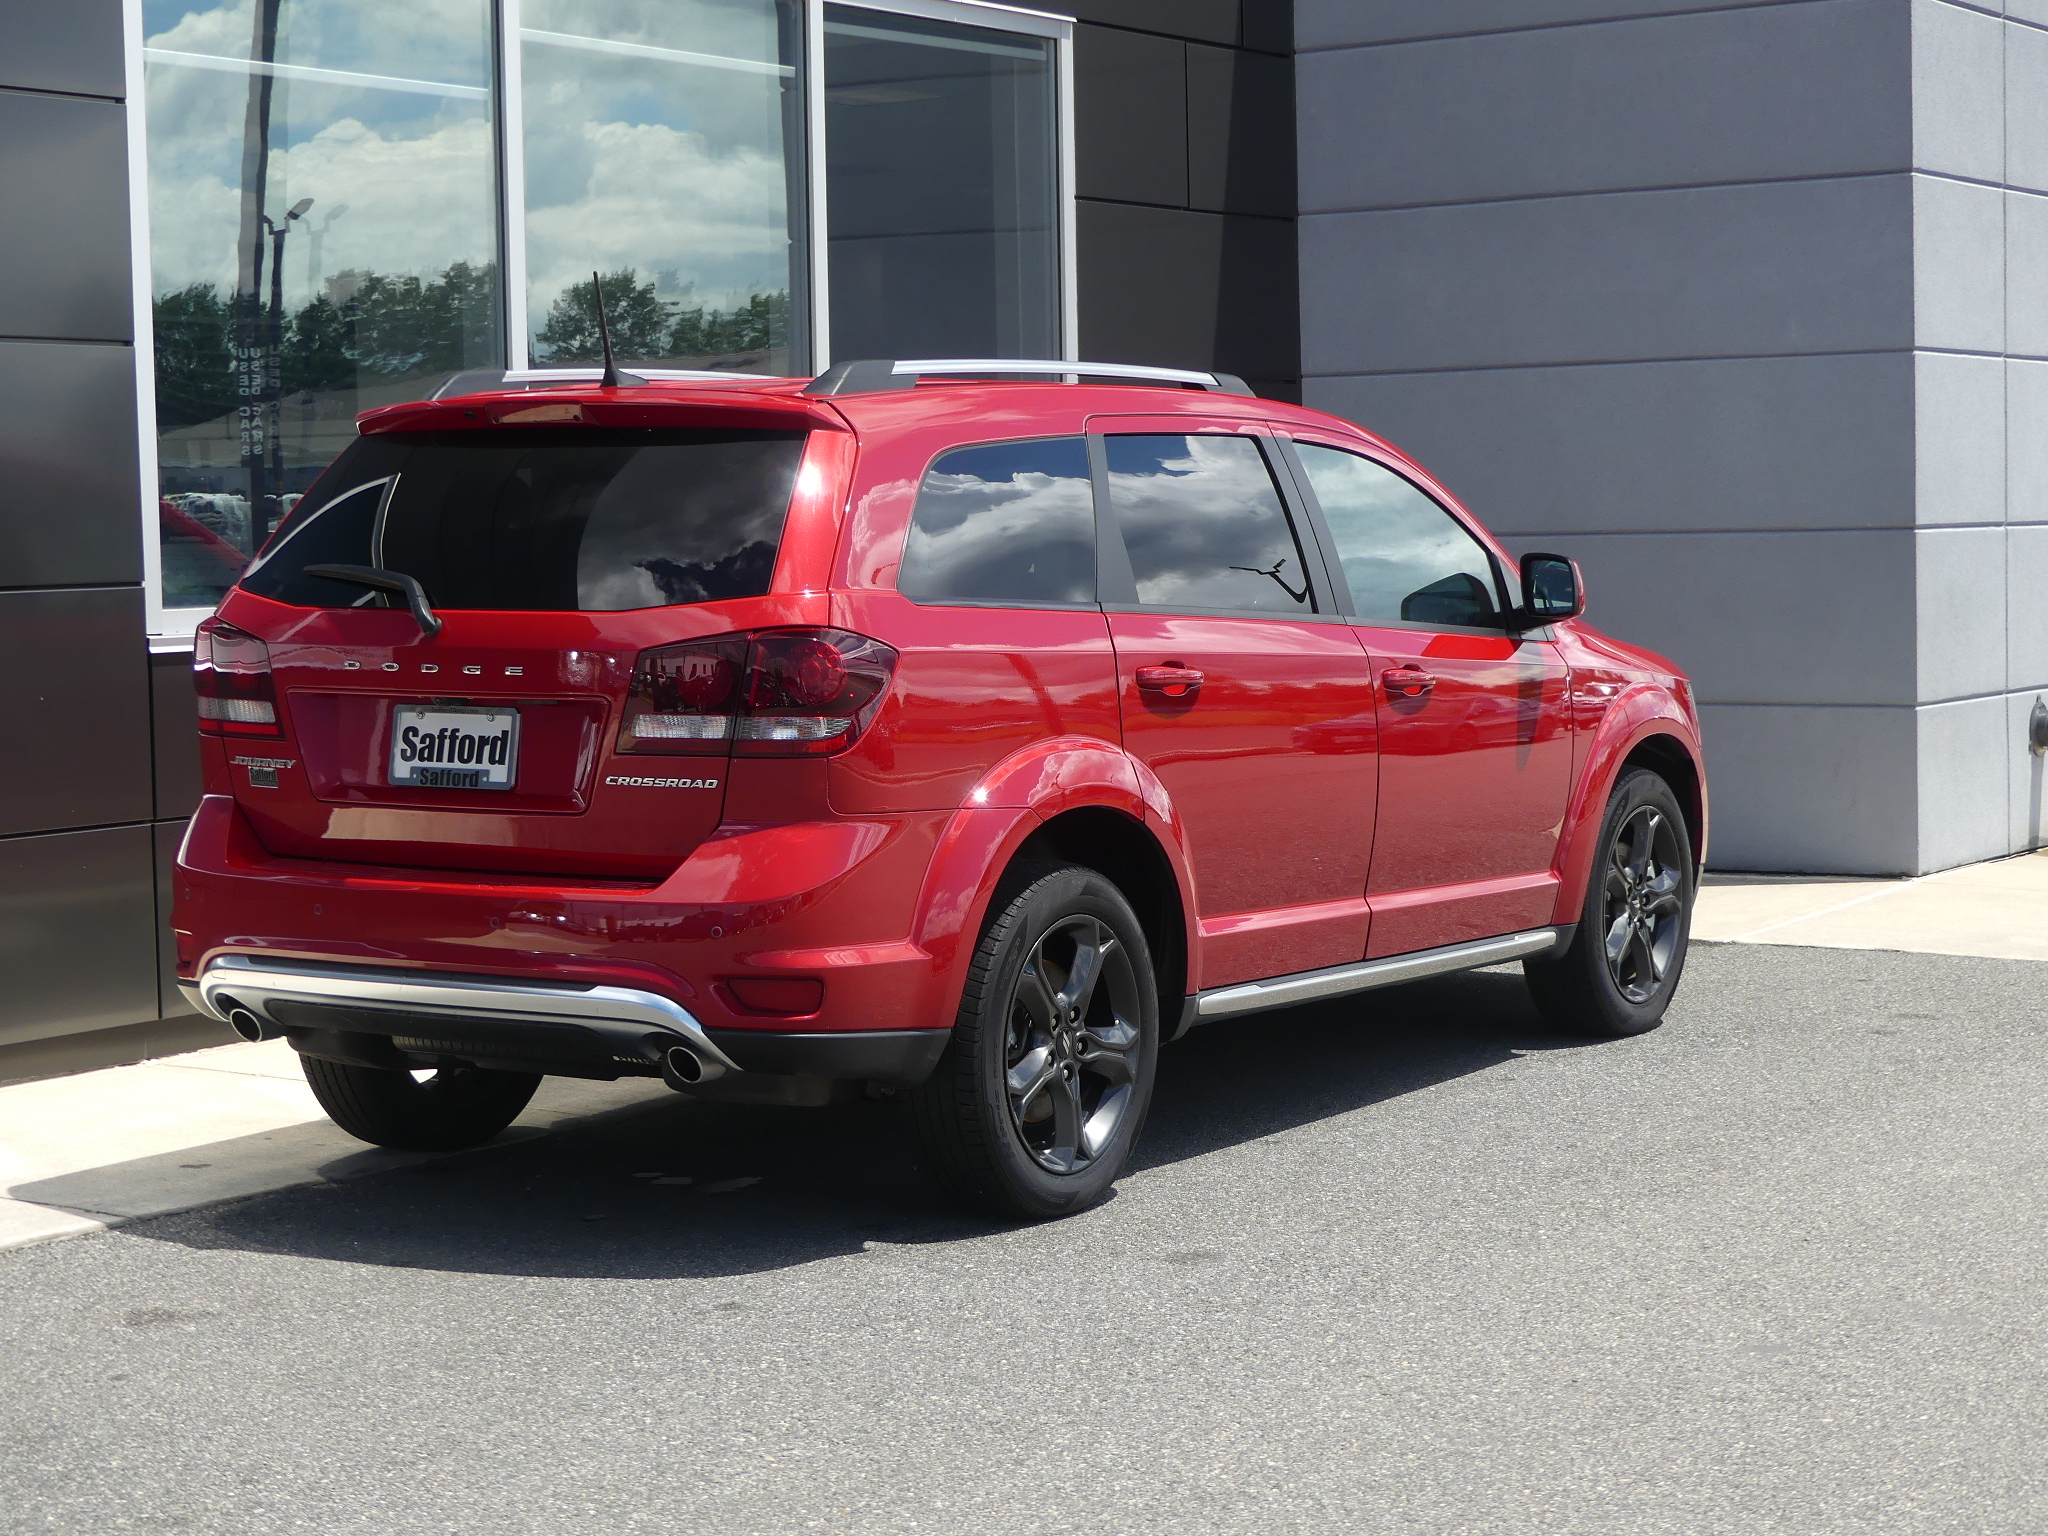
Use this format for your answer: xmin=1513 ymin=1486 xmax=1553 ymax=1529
xmin=805 ymin=358 xmax=1257 ymax=397
xmin=428 ymin=366 xmax=785 ymax=398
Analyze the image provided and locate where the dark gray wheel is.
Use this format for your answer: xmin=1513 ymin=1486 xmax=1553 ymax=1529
xmin=1524 ymin=767 xmax=1693 ymax=1038
xmin=300 ymin=1056 xmax=540 ymax=1152
xmin=912 ymin=863 xmax=1158 ymax=1219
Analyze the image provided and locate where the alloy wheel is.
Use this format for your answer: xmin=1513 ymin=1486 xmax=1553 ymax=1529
xmin=1003 ymin=914 xmax=1142 ymax=1174
xmin=1601 ymin=804 xmax=1686 ymax=1004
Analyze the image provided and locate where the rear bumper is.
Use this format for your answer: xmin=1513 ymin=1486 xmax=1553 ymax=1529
xmin=187 ymin=954 xmax=948 ymax=1087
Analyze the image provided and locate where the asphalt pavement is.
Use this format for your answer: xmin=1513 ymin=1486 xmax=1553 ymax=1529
xmin=3 ymin=942 xmax=2044 ymax=1535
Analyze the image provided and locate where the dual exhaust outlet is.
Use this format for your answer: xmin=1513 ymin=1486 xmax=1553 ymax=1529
xmin=215 ymin=991 xmax=723 ymax=1088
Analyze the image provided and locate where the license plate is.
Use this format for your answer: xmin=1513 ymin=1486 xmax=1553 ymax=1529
xmin=388 ymin=705 xmax=520 ymax=791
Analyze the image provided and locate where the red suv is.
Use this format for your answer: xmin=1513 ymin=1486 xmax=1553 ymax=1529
xmin=174 ymin=359 xmax=1706 ymax=1218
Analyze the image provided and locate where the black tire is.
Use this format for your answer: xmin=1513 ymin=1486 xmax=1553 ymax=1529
xmin=911 ymin=863 xmax=1159 ymax=1220
xmin=300 ymin=1056 xmax=541 ymax=1152
xmin=1524 ymin=767 xmax=1694 ymax=1039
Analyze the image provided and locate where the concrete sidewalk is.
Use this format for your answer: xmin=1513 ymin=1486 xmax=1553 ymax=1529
xmin=4 ymin=850 xmax=2044 ymax=1259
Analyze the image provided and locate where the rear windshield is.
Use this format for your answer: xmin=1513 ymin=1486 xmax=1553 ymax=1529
xmin=240 ymin=428 xmax=807 ymax=612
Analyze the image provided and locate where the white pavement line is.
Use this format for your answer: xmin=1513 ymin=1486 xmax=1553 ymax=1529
xmin=1729 ymin=876 xmax=1926 ymax=942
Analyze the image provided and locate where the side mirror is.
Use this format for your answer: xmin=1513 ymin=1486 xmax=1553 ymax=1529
xmin=1519 ymin=552 xmax=1584 ymax=625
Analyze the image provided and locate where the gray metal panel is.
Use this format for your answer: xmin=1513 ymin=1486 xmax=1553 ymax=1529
xmin=1187 ymin=43 xmax=1295 ymax=217
xmin=2008 ymin=526 xmax=2048 ymax=693
xmin=1914 ymin=176 xmax=2004 ymax=353
xmin=0 ymin=587 xmax=152 ymax=836
xmin=2003 ymin=187 xmax=2048 ymax=356
xmin=1054 ymin=1 xmax=1238 ymax=46
xmin=1915 ymin=695 xmax=2010 ymax=871
xmin=1305 ymin=352 xmax=1916 ymax=536
xmin=0 ymin=338 xmax=142 ymax=586
xmin=0 ymin=90 xmax=132 ymax=341
xmin=153 ymin=817 xmax=193 ymax=1020
xmin=1298 ymin=1 xmax=1908 ymax=213
xmin=1298 ymin=0 xmax=1804 ymax=50
xmin=1239 ymin=0 xmax=1291 ymax=54
xmin=1496 ymin=529 xmax=1917 ymax=708
xmin=0 ymin=0 xmax=125 ymax=98
xmin=2008 ymin=18 xmax=2048 ymax=197
xmin=1695 ymin=703 xmax=1919 ymax=874
xmin=151 ymin=652 xmax=203 ymax=820
xmin=1915 ymin=351 xmax=2005 ymax=531
xmin=0 ymin=823 xmax=160 ymax=1045
xmin=1300 ymin=175 xmax=1914 ymax=376
xmin=2011 ymin=359 xmax=2048 ymax=530
xmin=1074 ymin=25 xmax=1187 ymax=206
xmin=1915 ymin=526 xmax=2007 ymax=705
xmin=1910 ymin=0 xmax=2002 ymax=184
xmin=1077 ymin=200 xmax=1297 ymax=380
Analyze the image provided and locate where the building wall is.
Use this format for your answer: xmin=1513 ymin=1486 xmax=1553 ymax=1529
xmin=0 ymin=0 xmax=215 ymax=1059
xmin=0 ymin=0 xmax=1297 ymax=1064
xmin=1297 ymin=0 xmax=2047 ymax=874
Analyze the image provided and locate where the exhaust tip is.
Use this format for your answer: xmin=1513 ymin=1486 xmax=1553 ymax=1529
xmin=222 ymin=1003 xmax=272 ymax=1043
xmin=661 ymin=1044 xmax=706 ymax=1088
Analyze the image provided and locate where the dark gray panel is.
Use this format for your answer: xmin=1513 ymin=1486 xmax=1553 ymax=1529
xmin=1298 ymin=0 xmax=1909 ymax=213
xmin=151 ymin=652 xmax=203 ymax=820
xmin=0 ymin=90 xmax=132 ymax=341
xmin=1074 ymin=26 xmax=1187 ymax=206
xmin=0 ymin=1 xmax=125 ymax=98
xmin=1305 ymin=352 xmax=1916 ymax=535
xmin=0 ymin=338 xmax=141 ymax=586
xmin=1056 ymin=1 xmax=1238 ymax=46
xmin=0 ymin=1015 xmax=231 ymax=1089
xmin=0 ymin=823 xmax=160 ymax=1045
xmin=1077 ymin=201 xmax=1298 ymax=382
xmin=153 ymin=817 xmax=192 ymax=1019
xmin=1299 ymin=175 xmax=1914 ymax=375
xmin=1187 ymin=44 xmax=1295 ymax=218
xmin=1300 ymin=0 xmax=1804 ymax=50
xmin=1240 ymin=0 xmax=1292 ymax=55
xmin=1694 ymin=702 xmax=1918 ymax=873
xmin=0 ymin=587 xmax=152 ymax=836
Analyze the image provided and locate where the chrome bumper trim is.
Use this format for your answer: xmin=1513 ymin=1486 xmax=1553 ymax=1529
xmin=1196 ymin=928 xmax=1561 ymax=1020
xmin=196 ymin=954 xmax=740 ymax=1072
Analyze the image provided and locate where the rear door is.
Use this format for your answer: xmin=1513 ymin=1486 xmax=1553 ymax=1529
xmin=1094 ymin=422 xmax=1380 ymax=990
xmin=224 ymin=422 xmax=813 ymax=879
xmin=1282 ymin=438 xmax=1574 ymax=957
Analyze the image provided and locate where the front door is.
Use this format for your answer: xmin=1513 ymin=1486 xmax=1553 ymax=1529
xmin=1095 ymin=427 xmax=1380 ymax=990
xmin=1287 ymin=439 xmax=1574 ymax=957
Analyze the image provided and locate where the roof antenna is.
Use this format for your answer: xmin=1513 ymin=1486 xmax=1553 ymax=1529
xmin=591 ymin=270 xmax=623 ymax=388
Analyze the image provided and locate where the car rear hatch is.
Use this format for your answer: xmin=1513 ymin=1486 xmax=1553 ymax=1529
xmin=205 ymin=392 xmax=850 ymax=880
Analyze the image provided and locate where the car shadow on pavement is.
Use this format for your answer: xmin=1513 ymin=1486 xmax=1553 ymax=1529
xmin=104 ymin=966 xmax=1599 ymax=1281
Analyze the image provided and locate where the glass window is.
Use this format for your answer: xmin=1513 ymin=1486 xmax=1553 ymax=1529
xmin=899 ymin=437 xmax=1093 ymax=604
xmin=1104 ymin=435 xmax=1313 ymax=615
xmin=519 ymin=0 xmax=807 ymax=374
xmin=143 ymin=0 xmax=503 ymax=613
xmin=824 ymin=6 xmax=1059 ymax=360
xmin=240 ymin=428 xmax=805 ymax=611
xmin=1295 ymin=443 xmax=1504 ymax=629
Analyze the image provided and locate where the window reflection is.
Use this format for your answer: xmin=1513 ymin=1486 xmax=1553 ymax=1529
xmin=1106 ymin=436 xmax=1312 ymax=615
xmin=824 ymin=6 xmax=1058 ymax=360
xmin=144 ymin=0 xmax=500 ymax=611
xmin=900 ymin=437 xmax=1094 ymax=604
xmin=521 ymin=0 xmax=806 ymax=374
xmin=1294 ymin=444 xmax=1503 ymax=628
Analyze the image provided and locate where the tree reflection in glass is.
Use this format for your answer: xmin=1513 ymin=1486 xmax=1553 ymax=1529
xmin=520 ymin=0 xmax=807 ymax=375
xmin=143 ymin=0 xmax=499 ymax=611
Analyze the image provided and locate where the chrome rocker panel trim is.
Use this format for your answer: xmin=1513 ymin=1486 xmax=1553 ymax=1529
xmin=1195 ymin=928 xmax=1563 ymax=1020
xmin=195 ymin=954 xmax=740 ymax=1073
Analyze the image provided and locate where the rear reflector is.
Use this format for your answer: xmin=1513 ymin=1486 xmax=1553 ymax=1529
xmin=723 ymin=977 xmax=824 ymax=1016
xmin=619 ymin=628 xmax=895 ymax=758
xmin=193 ymin=618 xmax=281 ymax=737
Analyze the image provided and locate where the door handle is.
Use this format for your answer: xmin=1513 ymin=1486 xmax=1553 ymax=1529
xmin=1382 ymin=666 xmax=1435 ymax=699
xmin=1136 ymin=665 xmax=1205 ymax=698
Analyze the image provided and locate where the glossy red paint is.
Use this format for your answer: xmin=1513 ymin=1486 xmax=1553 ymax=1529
xmin=176 ymin=374 xmax=1705 ymax=1068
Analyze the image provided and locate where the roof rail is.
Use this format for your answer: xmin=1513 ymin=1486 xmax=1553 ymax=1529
xmin=805 ymin=358 xmax=1257 ymax=397
xmin=428 ymin=366 xmax=777 ymax=398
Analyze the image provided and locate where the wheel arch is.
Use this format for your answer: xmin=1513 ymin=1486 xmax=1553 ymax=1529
xmin=1551 ymin=696 xmax=1707 ymax=926
xmin=1012 ymin=806 xmax=1192 ymax=1037
xmin=1620 ymin=732 xmax=1706 ymax=871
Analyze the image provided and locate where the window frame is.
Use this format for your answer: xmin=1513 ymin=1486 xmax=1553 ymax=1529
xmin=1273 ymin=433 xmax=1520 ymax=637
xmin=127 ymin=0 xmax=1077 ymax=647
xmin=1089 ymin=426 xmax=1346 ymax=624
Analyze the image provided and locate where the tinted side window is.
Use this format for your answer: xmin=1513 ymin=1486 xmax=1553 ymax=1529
xmin=1104 ymin=435 xmax=1313 ymax=615
xmin=899 ymin=437 xmax=1094 ymax=604
xmin=1295 ymin=444 xmax=1503 ymax=628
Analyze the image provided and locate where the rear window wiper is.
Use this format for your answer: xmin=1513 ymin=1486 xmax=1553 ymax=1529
xmin=303 ymin=565 xmax=443 ymax=638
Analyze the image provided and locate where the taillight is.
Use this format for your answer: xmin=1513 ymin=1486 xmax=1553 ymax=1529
xmin=619 ymin=628 xmax=897 ymax=758
xmin=193 ymin=617 xmax=281 ymax=737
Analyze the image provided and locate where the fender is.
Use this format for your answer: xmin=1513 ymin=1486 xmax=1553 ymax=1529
xmin=909 ymin=738 xmax=1202 ymax=1024
xmin=1550 ymin=685 xmax=1706 ymax=925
